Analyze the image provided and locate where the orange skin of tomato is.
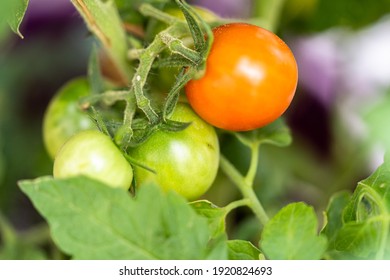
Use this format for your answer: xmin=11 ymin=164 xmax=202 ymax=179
xmin=185 ymin=23 xmax=298 ymax=131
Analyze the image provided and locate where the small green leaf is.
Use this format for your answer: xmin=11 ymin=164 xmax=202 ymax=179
xmin=71 ymin=0 xmax=132 ymax=84
xmin=322 ymin=191 xmax=351 ymax=247
xmin=334 ymin=222 xmax=383 ymax=259
xmin=260 ymin=202 xmax=327 ymax=260
xmin=163 ymin=67 xmax=193 ymax=119
xmin=334 ymin=155 xmax=390 ymax=259
xmin=1 ymin=0 xmax=29 ymax=38
xmin=191 ymin=200 xmax=226 ymax=238
xmin=160 ymin=119 xmax=192 ymax=132
xmin=227 ymin=240 xmax=262 ymax=260
xmin=115 ymin=0 xmax=169 ymax=24
xmin=234 ymin=118 xmax=292 ymax=148
xmin=174 ymin=0 xmax=206 ymax=53
xmin=19 ymin=176 xmax=227 ymax=260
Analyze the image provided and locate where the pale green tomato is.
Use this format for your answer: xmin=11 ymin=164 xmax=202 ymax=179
xmin=53 ymin=130 xmax=133 ymax=190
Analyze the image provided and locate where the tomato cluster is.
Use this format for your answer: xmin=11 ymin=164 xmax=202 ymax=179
xmin=43 ymin=19 xmax=297 ymax=201
xmin=44 ymin=82 xmax=219 ymax=199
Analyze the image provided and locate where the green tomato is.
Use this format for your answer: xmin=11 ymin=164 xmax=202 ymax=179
xmin=128 ymin=103 xmax=219 ymax=200
xmin=43 ymin=78 xmax=96 ymax=159
xmin=53 ymin=130 xmax=133 ymax=190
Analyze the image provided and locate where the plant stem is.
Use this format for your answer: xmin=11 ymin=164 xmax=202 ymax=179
xmin=139 ymin=3 xmax=180 ymax=25
xmin=131 ymin=37 xmax=165 ymax=124
xmin=254 ymin=0 xmax=286 ymax=32
xmin=160 ymin=32 xmax=201 ymax=64
xmin=0 ymin=211 xmax=17 ymax=243
xmin=245 ymin=143 xmax=260 ymax=186
xmin=20 ymin=223 xmax=51 ymax=246
xmin=220 ymin=155 xmax=269 ymax=226
xmin=223 ymin=199 xmax=251 ymax=215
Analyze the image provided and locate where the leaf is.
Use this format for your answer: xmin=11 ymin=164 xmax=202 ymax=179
xmin=174 ymin=0 xmax=206 ymax=53
xmin=334 ymin=222 xmax=383 ymax=259
xmin=282 ymin=0 xmax=390 ymax=32
xmin=322 ymin=191 xmax=351 ymax=247
xmin=19 ymin=176 xmax=227 ymax=260
xmin=227 ymin=240 xmax=262 ymax=260
xmin=333 ymin=155 xmax=390 ymax=259
xmin=1 ymin=0 xmax=29 ymax=38
xmin=310 ymin=0 xmax=390 ymax=31
xmin=160 ymin=119 xmax=192 ymax=132
xmin=115 ymin=0 xmax=169 ymax=24
xmin=234 ymin=118 xmax=292 ymax=148
xmin=190 ymin=200 xmax=226 ymax=238
xmin=71 ymin=0 xmax=132 ymax=84
xmin=260 ymin=202 xmax=327 ymax=260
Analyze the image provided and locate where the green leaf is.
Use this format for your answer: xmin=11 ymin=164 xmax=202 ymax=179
xmin=174 ymin=0 xmax=206 ymax=53
xmin=159 ymin=119 xmax=192 ymax=132
xmin=71 ymin=0 xmax=132 ymax=84
xmin=282 ymin=0 xmax=390 ymax=32
xmin=19 ymin=176 xmax=227 ymax=260
xmin=260 ymin=202 xmax=327 ymax=260
xmin=1 ymin=0 xmax=29 ymax=38
xmin=227 ymin=240 xmax=262 ymax=260
xmin=333 ymin=155 xmax=390 ymax=259
xmin=190 ymin=200 xmax=226 ymax=238
xmin=115 ymin=0 xmax=169 ymax=24
xmin=334 ymin=222 xmax=384 ymax=259
xmin=234 ymin=118 xmax=292 ymax=148
xmin=309 ymin=0 xmax=390 ymax=30
xmin=322 ymin=191 xmax=351 ymax=248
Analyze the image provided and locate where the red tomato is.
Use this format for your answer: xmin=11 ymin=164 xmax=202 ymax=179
xmin=185 ymin=23 xmax=298 ymax=131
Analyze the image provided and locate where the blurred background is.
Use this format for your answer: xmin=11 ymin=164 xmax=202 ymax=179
xmin=1 ymin=0 xmax=390 ymax=249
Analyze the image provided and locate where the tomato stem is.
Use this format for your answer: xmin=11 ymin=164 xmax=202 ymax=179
xmin=220 ymin=155 xmax=269 ymax=226
xmin=254 ymin=0 xmax=286 ymax=32
xmin=160 ymin=32 xmax=202 ymax=64
xmin=223 ymin=199 xmax=251 ymax=216
xmin=0 ymin=211 xmax=17 ymax=244
xmin=245 ymin=143 xmax=260 ymax=186
xmin=130 ymin=36 xmax=165 ymax=124
xmin=139 ymin=3 xmax=181 ymax=25
xmin=20 ymin=223 xmax=51 ymax=246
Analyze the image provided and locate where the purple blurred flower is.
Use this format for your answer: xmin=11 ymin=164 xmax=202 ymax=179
xmin=290 ymin=30 xmax=345 ymax=107
xmin=25 ymin=0 xmax=74 ymax=19
xmin=291 ymin=15 xmax=390 ymax=109
xmin=190 ymin=0 xmax=253 ymax=18
xmin=341 ymin=16 xmax=390 ymax=102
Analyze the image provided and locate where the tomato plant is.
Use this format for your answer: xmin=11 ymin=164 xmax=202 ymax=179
xmin=2 ymin=0 xmax=389 ymax=264
xmin=128 ymin=103 xmax=219 ymax=200
xmin=53 ymin=130 xmax=133 ymax=190
xmin=43 ymin=78 xmax=96 ymax=159
xmin=185 ymin=22 xmax=298 ymax=131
